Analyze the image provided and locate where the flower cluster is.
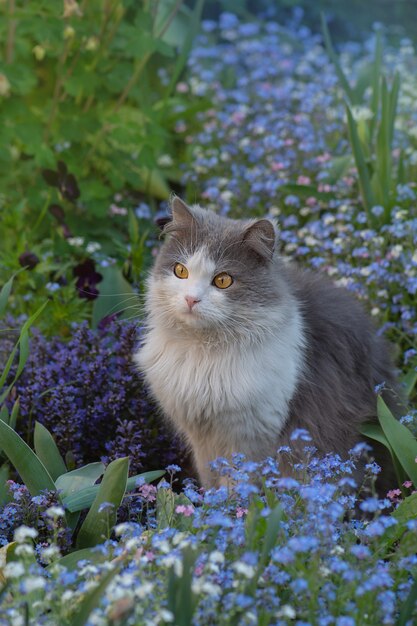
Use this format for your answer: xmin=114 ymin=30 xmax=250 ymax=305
xmin=179 ymin=15 xmax=417 ymax=352
xmin=0 ymin=449 xmax=416 ymax=625
xmin=3 ymin=319 xmax=188 ymax=475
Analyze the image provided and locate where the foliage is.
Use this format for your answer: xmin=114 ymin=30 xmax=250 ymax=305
xmin=1 ymin=317 xmax=188 ymax=475
xmin=0 ymin=0 xmax=207 ymax=332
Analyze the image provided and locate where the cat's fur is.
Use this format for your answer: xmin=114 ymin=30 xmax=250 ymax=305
xmin=135 ymin=197 xmax=398 ymax=488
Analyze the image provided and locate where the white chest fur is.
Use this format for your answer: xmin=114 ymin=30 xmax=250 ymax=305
xmin=135 ymin=303 xmax=305 ymax=461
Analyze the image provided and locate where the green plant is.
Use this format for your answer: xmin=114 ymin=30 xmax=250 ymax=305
xmin=322 ymin=16 xmax=402 ymax=225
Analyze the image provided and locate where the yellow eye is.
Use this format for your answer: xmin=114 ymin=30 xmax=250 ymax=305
xmin=213 ymin=272 xmax=233 ymax=289
xmin=173 ymin=263 xmax=189 ymax=279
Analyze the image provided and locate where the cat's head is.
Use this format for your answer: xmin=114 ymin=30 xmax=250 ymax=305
xmin=148 ymin=197 xmax=285 ymax=334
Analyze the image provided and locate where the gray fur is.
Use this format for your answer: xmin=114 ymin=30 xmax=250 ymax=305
xmin=137 ymin=198 xmax=400 ymax=489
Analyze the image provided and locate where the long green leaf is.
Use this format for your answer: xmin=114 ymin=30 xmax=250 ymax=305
xmin=377 ymin=396 xmax=417 ymax=485
xmin=8 ymin=398 xmax=20 ymax=430
xmin=0 ymin=464 xmax=10 ymax=507
xmin=167 ymin=546 xmax=198 ymax=626
xmin=54 ymin=547 xmax=108 ymax=571
xmin=360 ymin=421 xmax=407 ymax=486
xmin=401 ymin=367 xmax=417 ymax=399
xmin=321 ymin=13 xmax=355 ymax=103
xmin=388 ymin=72 xmax=400 ymax=147
xmin=0 ymin=301 xmax=48 ymax=404
xmin=34 ymin=422 xmax=67 ymax=481
xmin=397 ymin=575 xmax=417 ymax=626
xmin=55 ymin=462 xmax=105 ymax=499
xmin=345 ymin=104 xmax=375 ymax=219
xmin=68 ymin=563 xmax=121 ymax=626
xmin=0 ymin=275 xmax=15 ymax=318
xmin=369 ymin=31 xmax=382 ymax=141
xmin=0 ymin=420 xmax=57 ymax=496
xmin=63 ymin=469 xmax=164 ymax=513
xmin=76 ymin=457 xmax=129 ymax=549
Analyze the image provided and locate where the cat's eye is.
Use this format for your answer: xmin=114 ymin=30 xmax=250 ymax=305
xmin=213 ymin=272 xmax=233 ymax=289
xmin=173 ymin=263 xmax=189 ymax=279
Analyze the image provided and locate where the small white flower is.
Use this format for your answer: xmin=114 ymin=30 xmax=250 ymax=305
xmin=159 ymin=609 xmax=174 ymax=623
xmin=21 ymin=576 xmax=46 ymax=592
xmin=157 ymin=154 xmax=173 ymax=168
xmin=86 ymin=241 xmax=101 ymax=254
xmin=15 ymin=544 xmax=35 ymax=557
xmin=14 ymin=526 xmax=38 ymax=543
xmin=233 ymin=561 xmax=256 ymax=578
xmin=4 ymin=561 xmax=25 ymax=579
xmin=45 ymin=506 xmax=65 ymax=518
xmin=278 ymin=604 xmax=296 ymax=619
xmin=67 ymin=236 xmax=85 ymax=247
xmin=136 ymin=582 xmax=154 ymax=599
xmin=209 ymin=550 xmax=225 ymax=564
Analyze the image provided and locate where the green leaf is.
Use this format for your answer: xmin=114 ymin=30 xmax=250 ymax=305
xmin=34 ymin=422 xmax=67 ymax=481
xmin=0 ymin=275 xmax=15 ymax=317
xmin=157 ymin=486 xmax=176 ymax=529
xmin=0 ymin=464 xmax=10 ymax=507
xmin=91 ymin=266 xmax=134 ymax=329
xmin=0 ymin=301 xmax=48 ymax=404
xmin=397 ymin=575 xmax=417 ymax=626
xmin=76 ymin=458 xmax=129 ymax=549
xmin=377 ymin=396 xmax=417 ymax=485
xmin=55 ymin=462 xmax=105 ymax=499
xmin=0 ymin=420 xmax=57 ymax=497
xmin=63 ymin=469 xmax=164 ymax=513
xmin=54 ymin=547 xmax=108 ymax=572
xmin=393 ymin=492 xmax=417 ymax=526
xmin=369 ymin=30 xmax=382 ymax=141
xmin=167 ymin=545 xmax=198 ymax=626
xmin=67 ymin=563 xmax=122 ymax=626
xmin=401 ymin=368 xmax=417 ymax=399
xmin=321 ymin=13 xmax=355 ymax=104
xmin=345 ymin=104 xmax=375 ymax=220
xmin=8 ymin=398 xmax=20 ymax=431
xmin=360 ymin=420 xmax=407 ymax=486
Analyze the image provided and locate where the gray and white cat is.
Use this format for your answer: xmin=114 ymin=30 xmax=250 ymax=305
xmin=135 ymin=197 xmax=398 ymax=488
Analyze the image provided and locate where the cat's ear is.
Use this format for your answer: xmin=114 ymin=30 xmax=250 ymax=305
xmin=159 ymin=196 xmax=196 ymax=236
xmin=242 ymin=219 xmax=276 ymax=261
xmin=171 ymin=196 xmax=195 ymax=226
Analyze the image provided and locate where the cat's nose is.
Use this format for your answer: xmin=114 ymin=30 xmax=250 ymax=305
xmin=185 ymin=295 xmax=201 ymax=310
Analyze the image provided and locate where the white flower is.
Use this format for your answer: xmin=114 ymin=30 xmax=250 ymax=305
xmin=278 ymin=605 xmax=296 ymax=619
xmin=67 ymin=236 xmax=84 ymax=247
xmin=4 ymin=561 xmax=25 ymax=579
xmin=136 ymin=582 xmax=154 ymax=599
xmin=21 ymin=576 xmax=46 ymax=592
xmin=159 ymin=609 xmax=174 ymax=623
xmin=15 ymin=544 xmax=35 ymax=557
xmin=209 ymin=550 xmax=225 ymax=564
xmin=233 ymin=561 xmax=256 ymax=578
xmin=86 ymin=241 xmax=101 ymax=254
xmin=14 ymin=526 xmax=38 ymax=543
xmin=350 ymin=105 xmax=373 ymax=122
xmin=157 ymin=154 xmax=173 ymax=168
xmin=45 ymin=506 xmax=65 ymax=518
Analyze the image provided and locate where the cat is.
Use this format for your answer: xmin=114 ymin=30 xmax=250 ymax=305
xmin=135 ymin=196 xmax=399 ymax=489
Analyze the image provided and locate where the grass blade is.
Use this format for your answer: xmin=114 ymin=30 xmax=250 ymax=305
xmin=369 ymin=31 xmax=382 ymax=141
xmin=76 ymin=457 xmax=129 ymax=549
xmin=377 ymin=396 xmax=417 ymax=485
xmin=34 ymin=422 xmax=67 ymax=481
xmin=0 ymin=301 xmax=48 ymax=404
xmin=0 ymin=420 xmax=57 ymax=496
xmin=401 ymin=367 xmax=417 ymax=399
xmin=397 ymin=575 xmax=417 ymax=626
xmin=345 ymin=103 xmax=375 ymax=218
xmin=321 ymin=13 xmax=355 ymax=103
xmin=0 ymin=275 xmax=15 ymax=318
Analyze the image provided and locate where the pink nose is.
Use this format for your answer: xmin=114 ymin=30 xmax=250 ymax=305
xmin=185 ymin=295 xmax=201 ymax=310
